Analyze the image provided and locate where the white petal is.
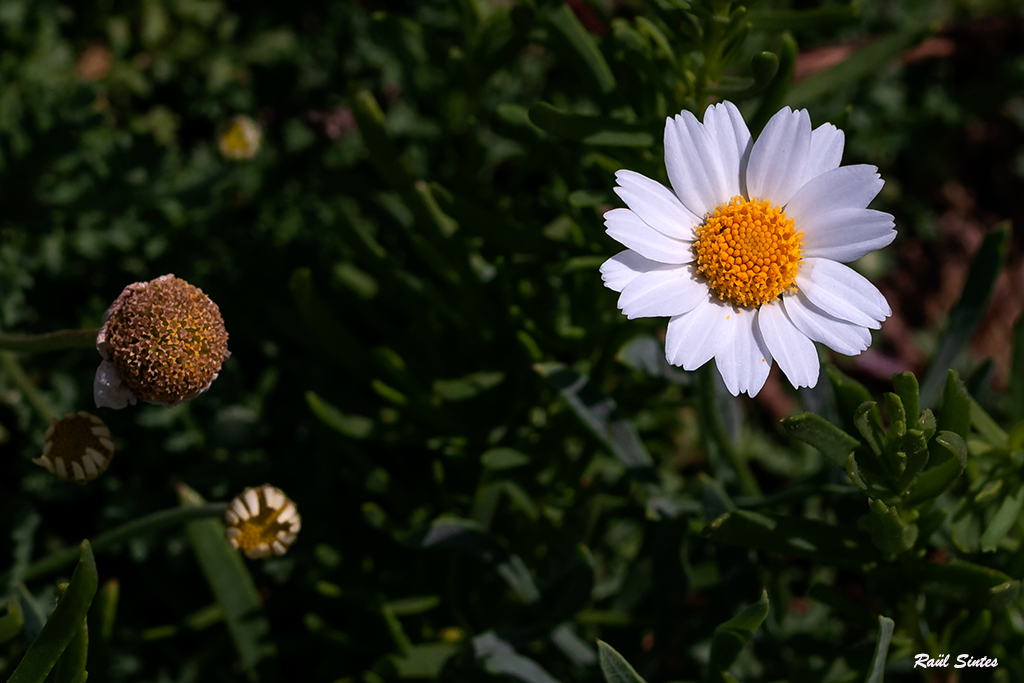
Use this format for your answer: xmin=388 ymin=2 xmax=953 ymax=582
xmin=244 ymin=489 xmax=261 ymax=517
xmin=605 ymin=208 xmax=694 ymax=264
xmin=714 ymin=308 xmax=772 ymax=397
xmin=757 ymin=302 xmax=820 ymax=389
xmin=796 ymin=258 xmax=891 ymax=328
xmin=800 ymin=123 xmax=845 ymax=187
xmin=701 ymin=101 xmax=751 ymax=198
xmin=614 ymin=170 xmax=700 ymax=241
xmin=617 ymin=264 xmax=708 ymax=319
xmin=664 ymin=296 xmax=726 ymax=370
xmin=746 ymin=107 xmax=812 ymax=207
xmin=664 ymin=111 xmax=727 ymax=218
xmin=802 ymin=208 xmax=896 ymax=262
xmin=599 ymin=250 xmax=672 ymax=293
xmin=93 ymin=360 xmax=137 ymax=410
xmin=782 ymin=291 xmax=872 ymax=356
xmin=785 ymin=165 xmax=883 ymax=226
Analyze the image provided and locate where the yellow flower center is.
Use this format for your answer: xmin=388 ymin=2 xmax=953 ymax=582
xmin=693 ymin=196 xmax=804 ymax=308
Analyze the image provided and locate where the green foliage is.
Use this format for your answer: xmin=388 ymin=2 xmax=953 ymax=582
xmin=1 ymin=0 xmax=1023 ymax=681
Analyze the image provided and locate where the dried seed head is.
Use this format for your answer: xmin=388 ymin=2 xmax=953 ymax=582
xmin=33 ymin=412 xmax=114 ymax=483
xmin=224 ymin=485 xmax=301 ymax=559
xmin=94 ymin=274 xmax=230 ymax=409
xmin=218 ymin=115 xmax=262 ymax=160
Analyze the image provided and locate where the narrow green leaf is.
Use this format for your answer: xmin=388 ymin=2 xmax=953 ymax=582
xmin=306 ymin=390 xmax=374 ymax=439
xmin=787 ymin=27 xmax=932 ymax=108
xmin=781 ymin=412 xmax=860 ymax=468
xmin=903 ymin=431 xmax=967 ymax=506
xmin=706 ymin=510 xmax=879 ymax=566
xmin=938 ymin=370 xmax=971 ymax=439
xmin=547 ymin=4 xmax=616 ymax=93
xmin=892 ymin=372 xmax=920 ymax=431
xmin=0 ymin=599 xmax=24 ymax=645
xmin=920 ymin=224 xmax=1010 ymax=408
xmin=5 ymin=511 xmax=40 ymax=600
xmin=1012 ymin=311 xmax=1024 ymax=423
xmin=391 ymin=643 xmax=459 ymax=678
xmin=750 ymin=32 xmax=796 ymax=135
xmin=86 ymin=578 xmax=117 ymax=679
xmin=8 ymin=541 xmax=98 ymax=683
xmin=52 ymin=615 xmax=88 ymax=683
xmin=177 ymin=484 xmax=273 ymax=682
xmin=709 ymin=589 xmax=769 ymax=681
xmin=481 ymin=448 xmax=530 ymax=470
xmin=864 ymin=616 xmax=895 ymax=683
xmin=826 ymin=365 xmax=874 ymax=428
xmin=527 ymin=103 xmax=652 ymax=146
xmin=385 ymin=595 xmax=441 ymax=616
xmin=854 ymin=402 xmax=886 ymax=457
xmin=597 ymin=639 xmax=647 ymax=683
xmin=919 ymin=562 xmax=1020 ymax=611
xmin=351 ymin=87 xmax=414 ymax=191
xmin=980 ymin=482 xmax=1024 ymax=552
xmin=867 ymin=499 xmax=916 ymax=555
xmin=748 ymin=5 xmax=860 ymax=33
xmin=969 ymin=396 xmax=1007 ymax=447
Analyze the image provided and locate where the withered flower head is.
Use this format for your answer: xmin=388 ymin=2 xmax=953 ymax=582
xmin=225 ymin=485 xmax=301 ymax=559
xmin=94 ymin=274 xmax=229 ymax=409
xmin=218 ymin=115 xmax=262 ymax=160
xmin=33 ymin=412 xmax=114 ymax=483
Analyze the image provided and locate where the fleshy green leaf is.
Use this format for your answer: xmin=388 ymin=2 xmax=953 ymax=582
xmin=481 ymin=448 xmax=531 ymax=470
xmin=51 ymin=612 xmax=88 ymax=683
xmin=306 ymin=390 xmax=374 ymax=439
xmin=903 ymin=431 xmax=967 ymax=506
xmin=781 ymin=412 xmax=860 ymax=468
xmin=528 ymin=103 xmax=652 ymax=146
xmin=867 ymin=499 xmax=917 ymax=555
xmin=938 ymin=370 xmax=971 ymax=440
xmin=705 ymin=510 xmax=879 ymax=566
xmin=980 ymin=482 xmax=1024 ymax=552
xmin=597 ymin=639 xmax=647 ymax=683
xmin=546 ymin=4 xmax=616 ymax=94
xmin=920 ymin=224 xmax=1010 ymax=408
xmin=178 ymin=484 xmax=274 ymax=682
xmin=0 ymin=599 xmax=24 ymax=646
xmin=751 ymin=32 xmax=796 ymax=135
xmin=748 ymin=5 xmax=860 ymax=33
xmin=864 ymin=616 xmax=895 ymax=683
xmin=892 ymin=372 xmax=921 ymax=431
xmin=8 ymin=541 xmax=98 ymax=683
xmin=709 ymin=589 xmax=769 ymax=682
xmin=919 ymin=561 xmax=1020 ymax=611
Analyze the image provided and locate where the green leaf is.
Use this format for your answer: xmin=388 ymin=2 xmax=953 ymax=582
xmin=980 ymin=482 xmax=1024 ymax=552
xmin=433 ymin=371 xmax=505 ymax=401
xmin=5 ymin=511 xmax=40 ymax=601
xmin=481 ymin=448 xmax=530 ymax=470
xmin=867 ymin=499 xmax=916 ymax=555
xmin=391 ymin=643 xmax=459 ymax=679
xmin=938 ymin=370 xmax=971 ymax=439
xmin=306 ymin=390 xmax=374 ymax=439
xmin=177 ymin=484 xmax=273 ymax=682
xmin=709 ymin=589 xmax=769 ymax=681
xmin=787 ymin=26 xmax=932 ymax=108
xmin=781 ymin=413 xmax=860 ymax=468
xmin=86 ymin=578 xmax=116 ymax=675
xmin=386 ymin=595 xmax=441 ymax=616
xmin=705 ymin=510 xmax=879 ymax=567
xmin=0 ymin=599 xmax=24 ymax=646
xmin=920 ymin=224 xmax=1010 ymax=408
xmin=597 ymin=640 xmax=647 ymax=683
xmin=864 ymin=616 xmax=895 ymax=683
xmin=527 ymin=103 xmax=653 ymax=146
xmin=546 ymin=4 xmax=616 ymax=94
xmin=919 ymin=561 xmax=1020 ymax=611
xmin=903 ymin=431 xmax=967 ymax=506
xmin=749 ymin=5 xmax=860 ymax=33
xmin=750 ymin=32 xmax=796 ymax=135
xmin=969 ymin=397 xmax=1007 ymax=447
xmin=8 ymin=541 xmax=98 ymax=683
xmin=892 ymin=372 xmax=920 ymax=431
xmin=51 ymin=612 xmax=88 ymax=683
xmin=1012 ymin=311 xmax=1024 ymax=423
xmin=826 ymin=365 xmax=874 ymax=428
xmin=853 ymin=402 xmax=886 ymax=457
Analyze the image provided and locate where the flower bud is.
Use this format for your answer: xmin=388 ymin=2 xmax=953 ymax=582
xmin=33 ymin=412 xmax=114 ymax=482
xmin=224 ymin=485 xmax=301 ymax=559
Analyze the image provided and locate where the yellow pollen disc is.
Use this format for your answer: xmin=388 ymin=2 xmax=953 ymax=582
xmin=694 ymin=196 xmax=804 ymax=308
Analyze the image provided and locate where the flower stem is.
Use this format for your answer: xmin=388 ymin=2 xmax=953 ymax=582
xmin=0 ymin=328 xmax=99 ymax=353
xmin=698 ymin=364 xmax=761 ymax=498
xmin=0 ymin=503 xmax=229 ymax=587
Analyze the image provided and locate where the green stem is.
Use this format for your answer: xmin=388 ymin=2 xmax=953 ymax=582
xmin=0 ymin=327 xmax=99 ymax=353
xmin=698 ymin=364 xmax=761 ymax=498
xmin=0 ymin=351 xmax=54 ymax=423
xmin=0 ymin=504 xmax=228 ymax=587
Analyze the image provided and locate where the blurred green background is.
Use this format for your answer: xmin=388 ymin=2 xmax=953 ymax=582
xmin=1 ymin=0 xmax=1024 ymax=681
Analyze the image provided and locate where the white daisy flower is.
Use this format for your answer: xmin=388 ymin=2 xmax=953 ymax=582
xmin=600 ymin=102 xmax=895 ymax=397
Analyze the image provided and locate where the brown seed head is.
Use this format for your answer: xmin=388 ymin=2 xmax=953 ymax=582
xmin=33 ymin=412 xmax=115 ymax=483
xmin=99 ymin=274 xmax=229 ymax=406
